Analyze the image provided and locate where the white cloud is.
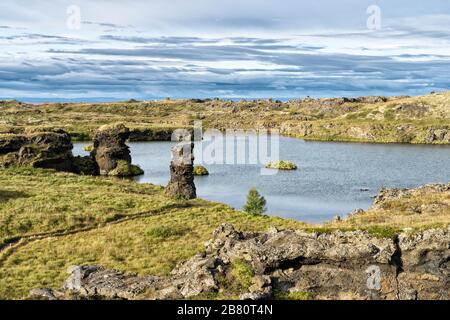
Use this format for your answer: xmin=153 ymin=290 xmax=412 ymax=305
xmin=0 ymin=1 xmax=449 ymax=100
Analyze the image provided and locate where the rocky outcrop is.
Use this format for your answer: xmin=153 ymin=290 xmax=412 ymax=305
xmin=90 ymin=124 xmax=143 ymax=176
xmin=0 ymin=130 xmax=76 ymax=172
xmin=31 ymin=224 xmax=449 ymax=300
xmin=128 ymin=128 xmax=194 ymax=142
xmin=0 ymin=124 xmax=145 ymax=176
xmin=165 ymin=142 xmax=196 ymax=199
xmin=372 ymin=183 xmax=450 ymax=210
xmin=426 ymin=127 xmax=450 ymax=143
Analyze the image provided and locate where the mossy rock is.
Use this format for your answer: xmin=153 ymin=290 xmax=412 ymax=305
xmin=109 ymin=160 xmax=144 ymax=177
xmin=72 ymin=156 xmax=99 ymax=175
xmin=83 ymin=144 xmax=94 ymax=152
xmin=265 ymin=160 xmax=298 ymax=170
xmin=193 ymin=165 xmax=209 ymax=176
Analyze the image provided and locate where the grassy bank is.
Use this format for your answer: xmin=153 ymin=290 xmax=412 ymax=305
xmin=0 ymin=166 xmax=449 ymax=299
xmin=1 ymin=92 xmax=449 ymax=143
xmin=0 ymin=167 xmax=305 ymax=299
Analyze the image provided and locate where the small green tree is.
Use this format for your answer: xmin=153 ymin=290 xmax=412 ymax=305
xmin=243 ymin=188 xmax=267 ymax=215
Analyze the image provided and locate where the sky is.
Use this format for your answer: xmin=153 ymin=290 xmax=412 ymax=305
xmin=0 ymin=0 xmax=450 ymax=101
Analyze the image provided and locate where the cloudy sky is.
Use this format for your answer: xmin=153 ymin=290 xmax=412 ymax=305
xmin=1 ymin=0 xmax=450 ymax=101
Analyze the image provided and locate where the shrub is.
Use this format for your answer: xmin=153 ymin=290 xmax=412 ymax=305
xmin=265 ymin=160 xmax=297 ymax=170
xmin=243 ymin=188 xmax=267 ymax=215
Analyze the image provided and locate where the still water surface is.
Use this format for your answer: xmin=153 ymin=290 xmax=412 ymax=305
xmin=74 ymin=136 xmax=450 ymax=223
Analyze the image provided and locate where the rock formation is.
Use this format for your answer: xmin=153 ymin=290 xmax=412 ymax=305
xmin=426 ymin=127 xmax=450 ymax=143
xmin=0 ymin=130 xmax=76 ymax=172
xmin=0 ymin=124 xmax=145 ymax=177
xmin=90 ymin=123 xmax=143 ymax=176
xmin=31 ymin=223 xmax=449 ymax=300
xmin=165 ymin=142 xmax=196 ymax=199
xmin=372 ymin=183 xmax=450 ymax=210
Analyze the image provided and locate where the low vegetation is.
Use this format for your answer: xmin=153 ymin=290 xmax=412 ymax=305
xmin=274 ymin=290 xmax=311 ymax=300
xmin=83 ymin=145 xmax=94 ymax=152
xmin=193 ymin=165 xmax=209 ymax=176
xmin=331 ymin=189 xmax=450 ymax=232
xmin=228 ymin=260 xmax=255 ymax=291
xmin=109 ymin=160 xmax=144 ymax=177
xmin=265 ymin=160 xmax=298 ymax=170
xmin=1 ymin=92 xmax=449 ymax=144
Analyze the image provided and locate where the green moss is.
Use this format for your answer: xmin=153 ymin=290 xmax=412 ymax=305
xmin=265 ymin=160 xmax=298 ymax=170
xmin=274 ymin=290 xmax=311 ymax=300
xmin=72 ymin=156 xmax=98 ymax=175
xmin=193 ymin=165 xmax=209 ymax=176
xmin=365 ymin=226 xmax=399 ymax=239
xmin=109 ymin=160 xmax=144 ymax=177
xmin=229 ymin=259 xmax=254 ymax=290
xmin=83 ymin=145 xmax=94 ymax=152
xmin=0 ymin=166 xmax=306 ymax=299
xmin=130 ymin=164 xmax=144 ymax=176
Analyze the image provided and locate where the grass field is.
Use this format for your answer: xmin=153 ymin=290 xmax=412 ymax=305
xmin=0 ymin=167 xmax=306 ymax=299
xmin=0 ymin=166 xmax=448 ymax=299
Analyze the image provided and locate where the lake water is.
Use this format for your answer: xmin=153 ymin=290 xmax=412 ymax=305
xmin=74 ymin=136 xmax=450 ymax=223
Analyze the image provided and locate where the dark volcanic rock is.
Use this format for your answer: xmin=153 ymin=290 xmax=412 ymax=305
xmin=32 ymin=224 xmax=449 ymax=300
xmin=72 ymin=155 xmax=99 ymax=176
xmin=165 ymin=142 xmax=196 ymax=199
xmin=0 ymin=124 xmax=143 ymax=176
xmin=0 ymin=130 xmax=75 ymax=172
xmin=89 ymin=123 xmax=143 ymax=177
xmin=91 ymin=124 xmax=132 ymax=175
